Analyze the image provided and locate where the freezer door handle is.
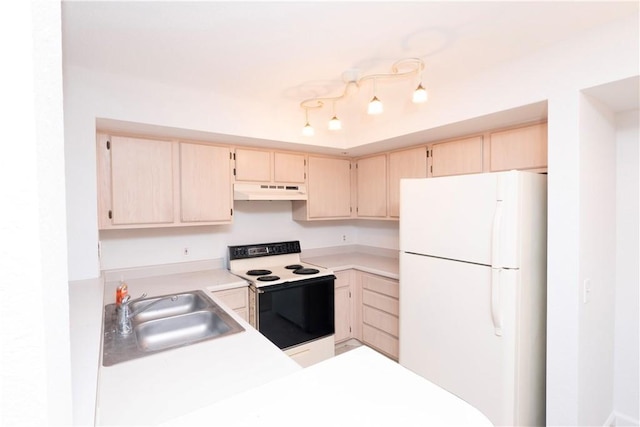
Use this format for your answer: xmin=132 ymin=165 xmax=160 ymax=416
xmin=491 ymin=268 xmax=503 ymax=336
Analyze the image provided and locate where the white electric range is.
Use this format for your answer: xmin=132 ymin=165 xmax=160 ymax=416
xmin=228 ymin=241 xmax=336 ymax=367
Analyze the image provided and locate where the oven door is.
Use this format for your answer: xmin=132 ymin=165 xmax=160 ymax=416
xmin=252 ymin=275 xmax=335 ymax=350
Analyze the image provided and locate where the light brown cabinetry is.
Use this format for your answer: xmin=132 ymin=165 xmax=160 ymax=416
xmin=211 ymin=287 xmax=248 ymax=321
xmin=359 ymin=272 xmax=399 ymax=360
xmin=430 ymin=135 xmax=484 ymax=177
xmin=334 ymin=270 xmax=354 ymax=344
xmin=388 ymin=147 xmax=428 ymax=218
xmin=234 ymin=147 xmax=306 ymax=184
xmin=355 ymin=154 xmax=387 ymax=218
xmin=489 ymin=122 xmax=548 ymax=172
xmin=180 ymin=142 xmax=233 ymax=223
xmin=292 ymin=155 xmax=352 ymax=220
xmin=97 ymin=133 xmax=233 ymax=229
xmin=98 ymin=134 xmax=175 ymax=228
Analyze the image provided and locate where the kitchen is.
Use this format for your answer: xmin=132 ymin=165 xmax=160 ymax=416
xmin=3 ymin=1 xmax=638 ymax=426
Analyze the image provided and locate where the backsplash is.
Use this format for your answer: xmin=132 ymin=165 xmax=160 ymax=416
xmin=98 ymin=200 xmax=399 ymax=271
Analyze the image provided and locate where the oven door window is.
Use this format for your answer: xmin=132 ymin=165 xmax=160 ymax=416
xmin=258 ymin=276 xmax=335 ymax=349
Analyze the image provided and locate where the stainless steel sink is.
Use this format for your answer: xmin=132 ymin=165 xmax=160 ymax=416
xmin=135 ymin=311 xmax=233 ymax=352
xmin=102 ymin=290 xmax=244 ymax=366
xmin=129 ymin=292 xmax=211 ymax=323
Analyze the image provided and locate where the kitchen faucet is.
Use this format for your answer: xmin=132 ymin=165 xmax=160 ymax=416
xmin=116 ymin=293 xmax=178 ymax=336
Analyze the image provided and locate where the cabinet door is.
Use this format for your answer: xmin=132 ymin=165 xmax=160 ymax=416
xmin=211 ymin=287 xmax=248 ymax=321
xmin=356 ymin=154 xmax=387 ymax=218
xmin=110 ymin=136 xmax=174 ymax=225
xmin=489 ymin=123 xmax=547 ymax=172
xmin=306 ymin=156 xmax=351 ymax=218
xmin=274 ymin=152 xmax=306 ymax=183
xmin=431 ymin=136 xmax=483 ymax=177
xmin=334 ymin=270 xmax=352 ymax=343
xmin=180 ymin=143 xmax=232 ymax=222
xmin=234 ymin=148 xmax=271 ymax=182
xmin=388 ymin=147 xmax=428 ymax=218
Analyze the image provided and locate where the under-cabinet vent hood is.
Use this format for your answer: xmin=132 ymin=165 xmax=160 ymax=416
xmin=233 ymin=183 xmax=308 ymax=201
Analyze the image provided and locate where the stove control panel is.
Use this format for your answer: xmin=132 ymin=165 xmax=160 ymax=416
xmin=228 ymin=241 xmax=301 ymax=260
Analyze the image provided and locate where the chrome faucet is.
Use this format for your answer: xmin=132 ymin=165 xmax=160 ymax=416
xmin=116 ymin=293 xmax=178 ymax=336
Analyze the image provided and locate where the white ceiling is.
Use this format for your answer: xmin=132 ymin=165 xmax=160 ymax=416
xmin=61 ymin=1 xmax=638 ymax=153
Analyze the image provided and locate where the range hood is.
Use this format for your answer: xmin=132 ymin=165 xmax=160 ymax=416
xmin=233 ymin=183 xmax=308 ymax=201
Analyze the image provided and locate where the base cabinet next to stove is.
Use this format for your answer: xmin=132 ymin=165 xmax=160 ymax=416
xmin=211 ymin=287 xmax=249 ymax=321
xmin=360 ymin=272 xmax=399 ymax=361
xmin=334 ymin=270 xmax=355 ymax=343
xmin=332 ymin=269 xmax=399 ymax=361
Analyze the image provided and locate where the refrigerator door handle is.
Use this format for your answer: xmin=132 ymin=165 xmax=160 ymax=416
xmin=491 ymin=199 xmax=504 ymax=268
xmin=491 ymin=268 xmax=503 ymax=336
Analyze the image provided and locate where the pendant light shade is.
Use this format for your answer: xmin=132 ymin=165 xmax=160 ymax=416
xmin=302 ymin=122 xmax=314 ymax=136
xmin=328 ymin=115 xmax=342 ymax=130
xmin=367 ymin=96 xmax=384 ymax=115
xmin=412 ymin=83 xmax=428 ymax=103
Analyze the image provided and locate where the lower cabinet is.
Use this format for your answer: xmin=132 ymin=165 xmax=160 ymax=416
xmin=359 ymin=272 xmax=399 ymax=360
xmin=210 ymin=286 xmax=248 ymax=321
xmin=334 ymin=270 xmax=354 ymax=343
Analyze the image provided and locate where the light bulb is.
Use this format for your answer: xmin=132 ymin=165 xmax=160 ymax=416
xmin=328 ymin=115 xmax=342 ymax=130
xmin=413 ymin=83 xmax=428 ymax=103
xmin=302 ymin=122 xmax=314 ymax=136
xmin=367 ymin=96 xmax=383 ymax=115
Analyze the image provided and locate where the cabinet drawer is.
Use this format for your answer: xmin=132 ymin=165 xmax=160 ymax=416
xmin=363 ymin=305 xmax=398 ymax=337
xmin=362 ymin=274 xmax=399 ymax=298
xmin=362 ymin=324 xmax=398 ymax=360
xmin=211 ymin=287 xmax=247 ymax=310
xmin=362 ymin=289 xmax=399 ymax=316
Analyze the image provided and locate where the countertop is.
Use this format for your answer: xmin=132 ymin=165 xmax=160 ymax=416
xmin=93 ymin=250 xmax=491 ymax=427
xmin=90 ymin=262 xmax=302 ymax=426
xmin=302 ymin=245 xmax=399 ymax=279
xmin=160 ymin=345 xmax=493 ymax=427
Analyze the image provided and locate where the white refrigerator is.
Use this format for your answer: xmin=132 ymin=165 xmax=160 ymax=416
xmin=399 ymin=170 xmax=547 ymax=426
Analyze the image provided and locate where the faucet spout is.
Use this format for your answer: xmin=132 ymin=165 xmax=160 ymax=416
xmin=116 ymin=293 xmax=179 ymax=336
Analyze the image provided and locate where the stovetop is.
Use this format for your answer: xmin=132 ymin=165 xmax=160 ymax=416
xmin=228 ymin=241 xmax=333 ymax=287
xmin=230 ymin=261 xmax=333 ymax=287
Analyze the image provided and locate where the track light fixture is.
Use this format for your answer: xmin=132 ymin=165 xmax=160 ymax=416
xmin=300 ymin=57 xmax=426 ymax=136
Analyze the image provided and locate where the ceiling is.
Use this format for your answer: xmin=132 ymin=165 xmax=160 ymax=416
xmin=61 ymin=1 xmax=638 ymax=154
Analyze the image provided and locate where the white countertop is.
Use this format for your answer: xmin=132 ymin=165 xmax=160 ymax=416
xmin=93 ymin=265 xmax=302 ymax=426
xmin=73 ymin=251 xmax=488 ymax=427
xmin=303 ymin=247 xmax=399 ymax=279
xmin=160 ymin=346 xmax=493 ymax=427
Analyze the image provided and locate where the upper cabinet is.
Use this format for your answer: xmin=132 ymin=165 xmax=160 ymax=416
xmin=234 ymin=147 xmax=306 ymax=184
xmin=96 ymin=120 xmax=547 ymax=228
xmin=355 ymin=154 xmax=387 ymax=218
xmin=180 ymin=142 xmax=233 ymax=223
xmin=97 ymin=133 xmax=233 ymax=229
xmin=430 ymin=136 xmax=484 ymax=177
xmin=292 ymin=155 xmax=352 ymax=220
xmin=489 ymin=122 xmax=547 ymax=172
xmin=388 ymin=147 xmax=428 ymax=218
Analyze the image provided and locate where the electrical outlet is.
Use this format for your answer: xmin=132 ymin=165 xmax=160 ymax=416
xmin=342 ymin=235 xmax=347 ymax=242
xmin=583 ymin=279 xmax=591 ymax=304
xmin=183 ymin=247 xmax=190 ymax=256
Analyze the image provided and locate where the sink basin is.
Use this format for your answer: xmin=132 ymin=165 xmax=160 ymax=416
xmin=135 ymin=311 xmax=233 ymax=352
xmin=129 ymin=292 xmax=211 ymax=323
xmin=102 ymin=290 xmax=244 ymax=366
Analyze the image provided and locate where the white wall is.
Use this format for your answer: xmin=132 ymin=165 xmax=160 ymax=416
xmin=578 ymin=94 xmax=618 ymax=425
xmin=0 ymin=1 xmax=72 ymax=425
xmin=614 ymin=110 xmax=639 ymax=425
xmin=100 ymin=201 xmax=362 ymax=270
